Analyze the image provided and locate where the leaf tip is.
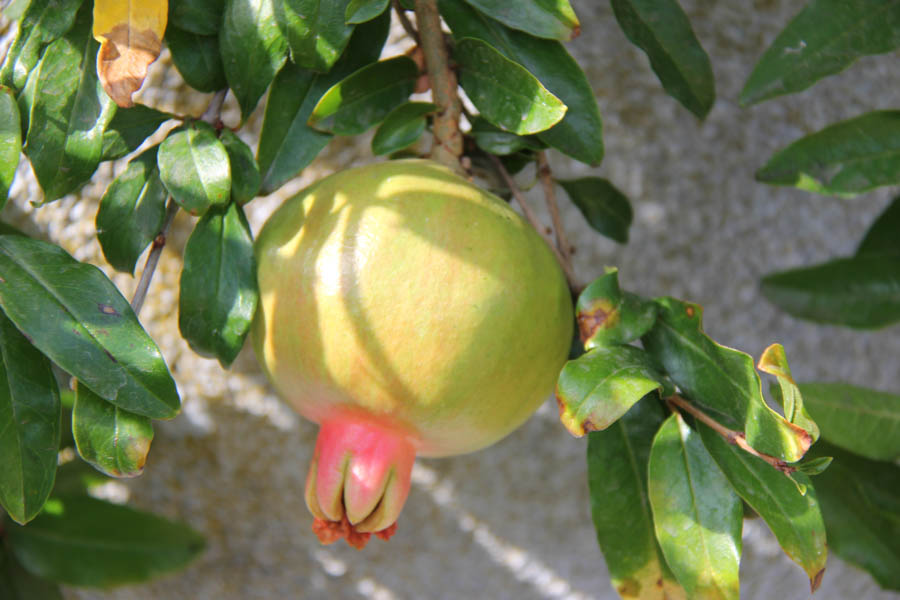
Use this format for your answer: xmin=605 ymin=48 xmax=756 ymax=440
xmin=810 ymin=568 xmax=825 ymax=593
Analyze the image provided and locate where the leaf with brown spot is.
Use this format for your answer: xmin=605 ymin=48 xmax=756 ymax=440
xmin=93 ymin=0 xmax=168 ymax=107
xmin=576 ymin=268 xmax=657 ymax=350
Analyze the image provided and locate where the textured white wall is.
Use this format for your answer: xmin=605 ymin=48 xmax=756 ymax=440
xmin=2 ymin=1 xmax=898 ymax=599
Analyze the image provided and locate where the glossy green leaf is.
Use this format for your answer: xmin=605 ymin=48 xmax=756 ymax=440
xmin=575 ymin=268 xmax=658 ymax=350
xmin=371 ymin=102 xmax=436 ymax=156
xmin=100 ymin=104 xmax=173 ymax=162
xmin=158 ymin=121 xmax=231 ymax=215
xmin=455 ymin=37 xmax=566 ymax=135
xmin=72 ymin=382 xmax=153 ymax=479
xmin=0 ymin=311 xmax=60 ymax=525
xmin=799 ymin=382 xmax=900 ymax=461
xmin=257 ymin=12 xmax=389 ymax=193
xmin=0 ymin=549 xmax=63 ymax=600
xmin=179 ymin=203 xmax=258 ymax=368
xmin=468 ymin=116 xmax=545 ymax=156
xmin=648 ymin=413 xmax=742 ymax=600
xmin=24 ymin=3 xmax=117 ymax=202
xmin=221 ymin=0 xmax=288 ymax=121
xmin=756 ymin=111 xmax=900 ymax=196
xmin=165 ymin=27 xmax=227 ymax=93
xmin=461 ymin=0 xmax=579 ymax=41
xmin=697 ymin=424 xmax=827 ymax=589
xmin=276 ymin=0 xmax=354 ymax=72
xmin=15 ymin=54 xmax=41 ymax=137
xmin=761 ymin=255 xmax=900 ymax=329
xmin=440 ymin=0 xmax=603 ymax=165
xmin=219 ymin=129 xmax=260 ymax=204
xmin=857 ymin=195 xmax=900 ymax=257
xmin=758 ymin=343 xmax=819 ymax=442
xmin=0 ymin=87 xmax=21 ymax=211
xmin=806 ymin=441 xmax=900 ymax=591
xmin=95 ymin=145 xmax=168 ymax=274
xmin=741 ymin=0 xmax=900 ymax=105
xmin=587 ymin=398 xmax=686 ymax=600
xmin=170 ymin=0 xmax=226 ymax=35
xmin=6 ymin=495 xmax=205 ymax=587
xmin=308 ymin=56 xmax=417 ymax=136
xmin=796 ymin=456 xmax=833 ymax=476
xmin=556 ymin=346 xmax=663 ymax=437
xmin=557 ymin=177 xmax=632 ymax=243
xmin=0 ymin=0 xmax=82 ymax=91
xmin=642 ymin=297 xmax=813 ymax=462
xmin=0 ymin=235 xmax=181 ymax=419
xmin=610 ymin=0 xmax=714 ymax=118
xmin=345 ymin=0 xmax=387 ymax=23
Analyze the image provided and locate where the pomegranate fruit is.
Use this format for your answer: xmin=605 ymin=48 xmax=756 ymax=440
xmin=252 ymin=159 xmax=573 ymax=548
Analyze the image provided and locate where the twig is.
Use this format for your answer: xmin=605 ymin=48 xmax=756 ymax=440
xmin=130 ymin=198 xmax=179 ymax=316
xmin=200 ymin=89 xmax=227 ymax=126
xmin=489 ymin=154 xmax=581 ymax=292
xmin=536 ymin=151 xmax=574 ymax=272
xmin=414 ymin=0 xmax=463 ymax=171
xmin=393 ymin=0 xmax=419 ymax=44
xmin=667 ymin=394 xmax=796 ymax=474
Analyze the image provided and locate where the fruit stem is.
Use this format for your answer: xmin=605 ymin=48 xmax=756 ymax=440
xmin=414 ymin=0 xmax=463 ymax=171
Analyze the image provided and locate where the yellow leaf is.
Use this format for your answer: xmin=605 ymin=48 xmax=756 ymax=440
xmin=93 ymin=0 xmax=168 ymax=107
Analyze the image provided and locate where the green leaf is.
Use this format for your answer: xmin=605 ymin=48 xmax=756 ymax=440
xmin=575 ymin=268 xmax=658 ymax=349
xmin=756 ymin=111 xmax=900 ymax=196
xmin=741 ymin=0 xmax=900 ymax=105
xmin=6 ymin=495 xmax=205 ymax=587
xmin=100 ymin=104 xmax=173 ymax=162
xmin=0 ymin=0 xmax=82 ymax=91
xmin=0 ymin=549 xmax=63 ymax=600
xmin=468 ymin=116 xmax=544 ymax=156
xmin=0 ymin=87 xmax=21 ymax=211
xmin=170 ymin=0 xmax=226 ymax=35
xmin=275 ymin=0 xmax=355 ymax=72
xmin=24 ymin=3 xmax=117 ymax=202
xmin=796 ymin=456 xmax=833 ymax=476
xmin=697 ymin=424 xmax=827 ymax=589
xmin=158 ymin=121 xmax=231 ymax=215
xmin=857 ymin=195 xmax=900 ymax=257
xmin=610 ymin=0 xmax=714 ymax=118
xmin=95 ymin=145 xmax=168 ymax=274
xmin=0 ymin=311 xmax=60 ymax=525
xmin=221 ymin=0 xmax=288 ymax=121
xmin=2 ymin=0 xmax=31 ymax=21
xmin=799 ymin=382 xmax=900 ymax=461
xmin=179 ymin=203 xmax=258 ymax=368
xmin=219 ymin=129 xmax=260 ymax=204
xmin=455 ymin=37 xmax=566 ymax=135
xmin=0 ymin=235 xmax=181 ymax=419
xmin=72 ymin=382 xmax=153 ymax=479
xmin=761 ymin=255 xmax=900 ymax=329
xmin=345 ymin=0 xmax=388 ymax=24
xmin=757 ymin=343 xmax=819 ymax=442
xmin=371 ymin=102 xmax=436 ymax=156
xmin=557 ymin=177 xmax=632 ymax=243
xmin=440 ymin=0 xmax=603 ymax=165
xmin=587 ymin=398 xmax=686 ymax=600
xmin=308 ymin=56 xmax=417 ymax=136
xmin=806 ymin=441 xmax=900 ymax=591
xmin=556 ymin=345 xmax=663 ymax=437
xmin=642 ymin=297 xmax=813 ymax=462
xmin=15 ymin=53 xmax=41 ymax=138
xmin=257 ymin=12 xmax=389 ymax=193
xmin=648 ymin=413 xmax=742 ymax=600
xmin=165 ymin=27 xmax=227 ymax=93
xmin=461 ymin=0 xmax=579 ymax=41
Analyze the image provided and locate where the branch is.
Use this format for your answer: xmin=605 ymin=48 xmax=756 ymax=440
xmin=130 ymin=198 xmax=179 ymax=316
xmin=667 ymin=394 xmax=796 ymax=474
xmin=414 ymin=0 xmax=462 ymax=171
xmin=488 ymin=154 xmax=581 ymax=293
xmin=393 ymin=0 xmax=419 ymax=43
xmin=536 ymin=152 xmax=576 ymax=285
xmin=200 ymin=89 xmax=227 ymax=126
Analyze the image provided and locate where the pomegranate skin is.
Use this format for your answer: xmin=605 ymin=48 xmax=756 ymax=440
xmin=252 ymin=159 xmax=572 ymax=542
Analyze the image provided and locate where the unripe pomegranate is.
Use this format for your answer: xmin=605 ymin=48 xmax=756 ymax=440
xmin=252 ymin=159 xmax=573 ymax=548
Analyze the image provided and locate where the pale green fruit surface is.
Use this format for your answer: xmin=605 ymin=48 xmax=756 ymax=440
xmin=252 ymin=159 xmax=573 ymax=457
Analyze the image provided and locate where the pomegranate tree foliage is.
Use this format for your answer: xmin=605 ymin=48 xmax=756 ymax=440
xmin=0 ymin=0 xmax=897 ymax=597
